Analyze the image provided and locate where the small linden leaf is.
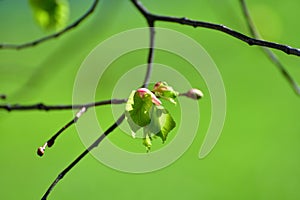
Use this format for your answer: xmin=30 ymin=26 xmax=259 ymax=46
xmin=125 ymin=90 xmax=153 ymax=128
xmin=125 ymin=91 xmax=142 ymax=134
xmin=145 ymin=106 xmax=176 ymax=143
xmin=29 ymin=0 xmax=69 ymax=30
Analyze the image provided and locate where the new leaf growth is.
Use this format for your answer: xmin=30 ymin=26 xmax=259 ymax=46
xmin=125 ymin=82 xmax=177 ymax=151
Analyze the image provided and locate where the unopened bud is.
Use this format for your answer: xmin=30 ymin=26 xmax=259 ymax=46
xmin=153 ymin=81 xmax=167 ymax=91
xmin=37 ymin=147 xmax=45 ymax=157
xmin=185 ymin=89 xmax=203 ymax=100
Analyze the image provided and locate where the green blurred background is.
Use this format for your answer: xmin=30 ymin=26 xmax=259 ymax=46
xmin=1 ymin=0 xmax=300 ymax=199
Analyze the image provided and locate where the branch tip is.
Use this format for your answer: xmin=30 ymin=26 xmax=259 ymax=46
xmin=37 ymin=143 xmax=47 ymax=157
xmin=37 ymin=106 xmax=88 ymax=157
xmin=41 ymin=114 xmax=125 ymax=199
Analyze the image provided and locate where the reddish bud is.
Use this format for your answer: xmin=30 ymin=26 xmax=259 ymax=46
xmin=153 ymin=81 xmax=170 ymax=93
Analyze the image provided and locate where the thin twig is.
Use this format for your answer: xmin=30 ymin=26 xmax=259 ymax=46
xmin=41 ymin=114 xmax=125 ymax=200
xmin=143 ymin=25 xmax=155 ymax=88
xmin=131 ymin=0 xmax=300 ymax=57
xmin=239 ymin=0 xmax=300 ymax=95
xmin=0 ymin=0 xmax=99 ymax=50
xmin=0 ymin=98 xmax=127 ymax=112
xmin=37 ymin=107 xmax=87 ymax=157
xmin=131 ymin=1 xmax=155 ymax=88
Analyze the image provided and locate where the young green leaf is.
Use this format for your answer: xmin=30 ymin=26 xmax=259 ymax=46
xmin=29 ymin=0 xmax=69 ymax=30
xmin=125 ymin=90 xmax=153 ymax=129
xmin=125 ymin=91 xmax=142 ymax=136
xmin=126 ymin=84 xmax=176 ymax=151
xmin=145 ymin=106 xmax=176 ymax=143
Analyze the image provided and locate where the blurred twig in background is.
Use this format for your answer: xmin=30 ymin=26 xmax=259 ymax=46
xmin=240 ymin=0 xmax=300 ymax=95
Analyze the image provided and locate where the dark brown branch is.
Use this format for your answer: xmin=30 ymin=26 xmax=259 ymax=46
xmin=131 ymin=1 xmax=154 ymax=88
xmin=41 ymin=114 xmax=125 ymax=200
xmin=0 ymin=0 xmax=99 ymax=50
xmin=0 ymin=98 xmax=127 ymax=112
xmin=37 ymin=107 xmax=87 ymax=157
xmin=240 ymin=0 xmax=300 ymax=95
xmin=131 ymin=0 xmax=300 ymax=57
xmin=131 ymin=1 xmax=155 ymax=88
xmin=143 ymin=25 xmax=155 ymax=88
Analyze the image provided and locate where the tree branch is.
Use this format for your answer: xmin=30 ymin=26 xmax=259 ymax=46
xmin=37 ymin=107 xmax=87 ymax=157
xmin=131 ymin=0 xmax=300 ymax=57
xmin=239 ymin=0 xmax=300 ymax=95
xmin=0 ymin=98 xmax=127 ymax=112
xmin=0 ymin=0 xmax=99 ymax=50
xmin=41 ymin=113 xmax=125 ymax=200
xmin=131 ymin=1 xmax=156 ymax=88
xmin=143 ymin=25 xmax=155 ymax=88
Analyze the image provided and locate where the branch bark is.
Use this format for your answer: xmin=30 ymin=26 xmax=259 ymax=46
xmin=131 ymin=1 xmax=156 ymax=88
xmin=0 ymin=98 xmax=127 ymax=111
xmin=131 ymin=0 xmax=300 ymax=57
